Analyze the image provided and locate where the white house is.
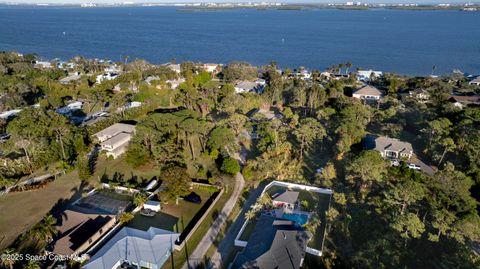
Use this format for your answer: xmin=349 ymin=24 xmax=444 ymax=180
xmin=59 ymin=72 xmax=82 ymax=85
xmin=96 ymin=72 xmax=118 ymax=84
xmin=352 ymin=85 xmax=383 ymax=100
xmin=235 ymin=81 xmax=259 ymax=93
xmin=166 ymin=78 xmax=185 ymax=89
xmin=56 ymin=101 xmax=83 ymax=115
xmin=34 ymin=61 xmax=52 ymax=69
xmin=357 ymin=70 xmax=383 ymax=82
xmin=469 ymin=76 xmax=480 ymax=86
xmin=295 ymin=69 xmax=311 ymax=80
xmin=104 ymin=64 xmax=122 ymax=73
xmin=166 ymin=63 xmax=181 ymax=74
xmin=409 ymin=88 xmax=430 ymax=102
xmin=272 ymin=190 xmax=299 ymax=214
xmin=126 ymin=101 xmax=142 ymax=109
xmin=94 ymin=123 xmax=136 ymax=159
xmin=84 ymin=227 xmax=179 ymax=269
xmin=201 ymin=63 xmax=220 ymax=73
xmin=366 ymin=135 xmax=413 ymax=160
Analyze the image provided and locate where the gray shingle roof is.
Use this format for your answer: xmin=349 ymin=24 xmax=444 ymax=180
xmin=273 ymin=190 xmax=299 ymax=205
xmin=235 ymin=81 xmax=258 ymax=91
xmin=373 ymin=136 xmax=413 ymax=154
xmin=232 ymin=215 xmax=309 ymax=269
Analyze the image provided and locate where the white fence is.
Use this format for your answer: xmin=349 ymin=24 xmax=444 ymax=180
xmin=234 ymin=219 xmax=249 ymax=247
xmin=306 ymin=247 xmax=322 ymax=256
xmin=260 ymin=180 xmax=333 ymax=197
xmin=233 ymin=180 xmax=332 ymax=251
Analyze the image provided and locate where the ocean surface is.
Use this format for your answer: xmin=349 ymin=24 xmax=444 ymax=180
xmin=0 ymin=6 xmax=479 ymax=75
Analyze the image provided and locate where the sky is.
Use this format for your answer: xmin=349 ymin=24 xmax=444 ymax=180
xmin=0 ymin=0 xmax=476 ymax=4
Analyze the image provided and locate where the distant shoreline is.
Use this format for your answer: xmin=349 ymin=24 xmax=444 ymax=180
xmin=0 ymin=3 xmax=479 ymax=12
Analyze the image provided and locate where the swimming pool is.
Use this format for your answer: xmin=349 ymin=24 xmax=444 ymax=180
xmin=282 ymin=213 xmax=309 ymax=225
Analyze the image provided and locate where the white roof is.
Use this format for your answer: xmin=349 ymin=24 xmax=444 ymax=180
xmin=102 ymin=132 xmax=131 ymax=148
xmin=94 ymin=123 xmax=135 ymax=140
xmin=85 ymin=227 xmax=179 ymax=269
xmin=357 ymin=70 xmax=383 ymax=77
xmin=470 ymin=76 xmax=480 ymax=83
xmin=235 ymin=81 xmax=258 ymax=91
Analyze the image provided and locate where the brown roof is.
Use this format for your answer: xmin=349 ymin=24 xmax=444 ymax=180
xmin=53 ymin=209 xmax=115 ymax=255
xmin=353 ymin=85 xmax=383 ymax=96
xmin=449 ymin=95 xmax=480 ymax=104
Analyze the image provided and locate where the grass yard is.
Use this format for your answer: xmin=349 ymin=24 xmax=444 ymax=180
xmin=0 ymin=171 xmax=88 ymax=250
xmin=307 ymin=192 xmax=331 ymax=250
xmin=91 ymin=155 xmax=160 ymax=189
xmin=128 ymin=187 xmax=212 ymax=233
xmin=162 ymin=176 xmax=234 ymax=269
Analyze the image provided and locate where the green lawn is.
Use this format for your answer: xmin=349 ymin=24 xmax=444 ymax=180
xmin=128 ymin=187 xmax=212 ymax=233
xmin=91 ymin=155 xmax=160 ymax=188
xmin=162 ymin=176 xmax=234 ymax=269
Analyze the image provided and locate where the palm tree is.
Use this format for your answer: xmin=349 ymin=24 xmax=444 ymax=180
xmin=119 ymin=212 xmax=134 ymax=224
xmin=133 ymin=192 xmax=147 ymax=207
xmin=338 ymin=63 xmax=345 ymax=75
xmin=123 ymin=55 xmax=130 ymax=65
xmin=245 ymin=210 xmax=256 ymax=221
xmin=257 ymin=193 xmax=272 ymax=207
xmin=32 ymin=214 xmax=58 ymax=243
xmin=345 ymin=62 xmax=352 ymax=74
xmin=0 ymin=249 xmax=16 ymax=269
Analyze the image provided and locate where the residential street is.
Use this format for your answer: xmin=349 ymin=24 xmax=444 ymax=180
xmin=181 ymin=172 xmax=245 ymax=269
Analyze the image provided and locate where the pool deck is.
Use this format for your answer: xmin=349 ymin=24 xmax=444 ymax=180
xmin=235 ymin=181 xmax=332 ymax=255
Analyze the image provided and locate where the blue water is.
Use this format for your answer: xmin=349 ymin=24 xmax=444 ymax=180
xmin=0 ymin=6 xmax=479 ymax=75
xmin=282 ymin=213 xmax=309 ymax=225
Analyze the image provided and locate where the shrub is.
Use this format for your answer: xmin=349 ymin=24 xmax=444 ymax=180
xmin=221 ymin=157 xmax=240 ymax=175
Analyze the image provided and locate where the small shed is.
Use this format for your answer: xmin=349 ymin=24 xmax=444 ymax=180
xmin=144 ymin=200 xmax=161 ymax=212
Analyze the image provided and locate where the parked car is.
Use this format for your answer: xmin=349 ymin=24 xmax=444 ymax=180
xmin=407 ymin=163 xmax=421 ymax=170
xmin=183 ymin=192 xmax=201 ymax=204
xmin=390 ymin=159 xmax=400 ymax=166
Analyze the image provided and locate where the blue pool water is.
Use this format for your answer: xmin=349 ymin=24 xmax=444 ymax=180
xmin=282 ymin=213 xmax=309 ymax=225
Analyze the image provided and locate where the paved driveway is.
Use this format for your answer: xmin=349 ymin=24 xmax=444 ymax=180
xmin=208 ymin=182 xmax=266 ymax=269
xmin=182 ymin=172 xmax=245 ymax=269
